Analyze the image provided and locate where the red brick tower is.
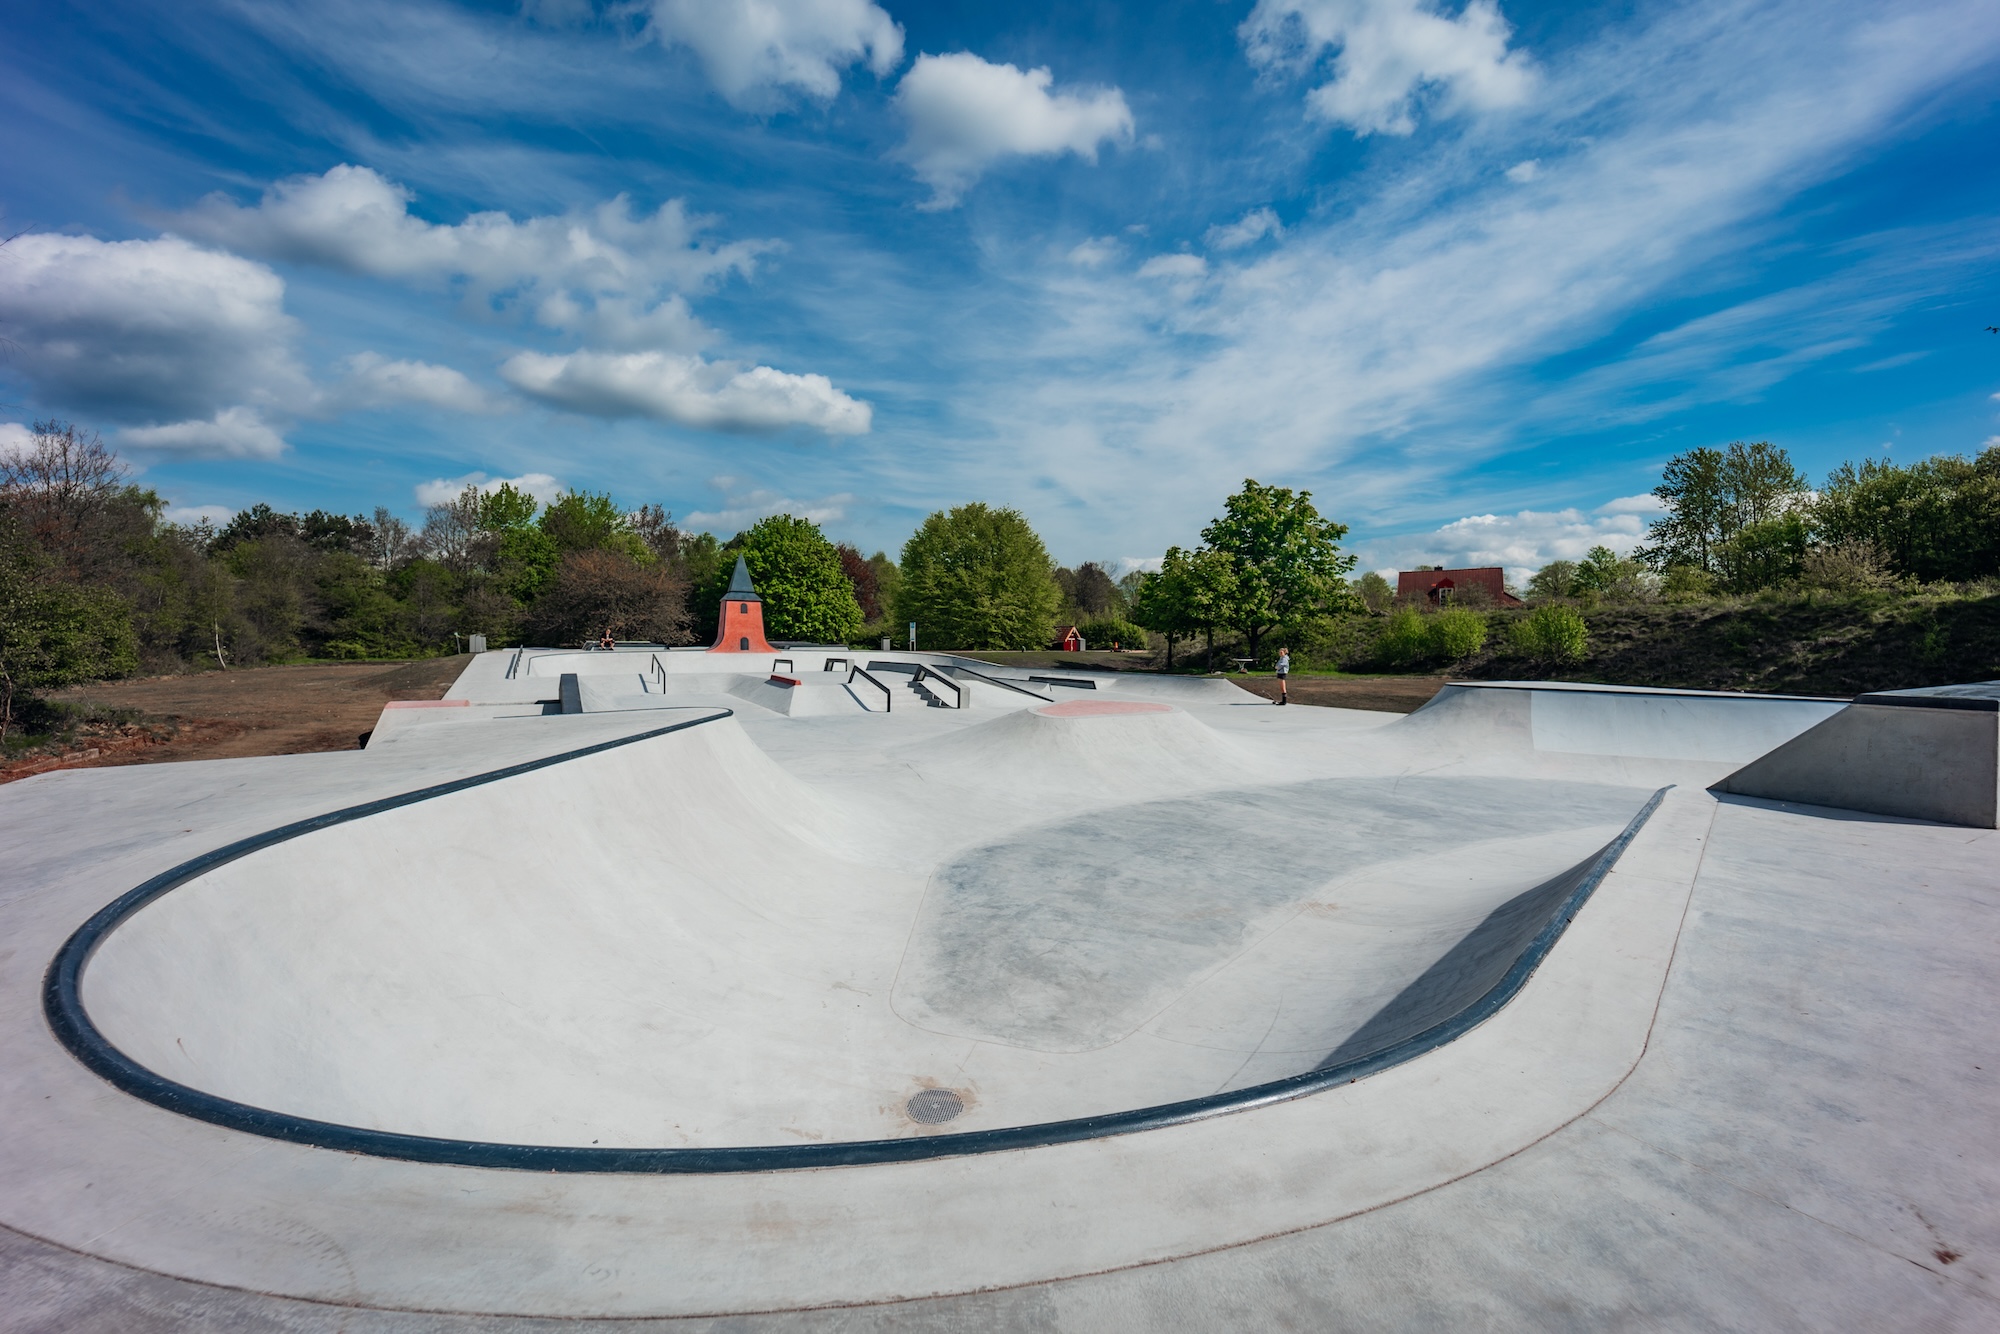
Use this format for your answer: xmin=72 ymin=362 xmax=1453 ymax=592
xmin=709 ymin=556 xmax=775 ymax=653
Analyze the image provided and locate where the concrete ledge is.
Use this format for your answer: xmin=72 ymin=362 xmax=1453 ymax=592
xmin=1714 ymin=702 xmax=1999 ymax=828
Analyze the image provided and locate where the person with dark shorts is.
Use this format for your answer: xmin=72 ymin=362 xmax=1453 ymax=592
xmin=1275 ymin=646 xmax=1290 ymax=705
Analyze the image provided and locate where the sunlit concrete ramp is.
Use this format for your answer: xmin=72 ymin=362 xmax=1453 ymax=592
xmin=1396 ymin=679 xmax=1847 ymax=763
xmin=4 ymin=656 xmax=1995 ymax=1326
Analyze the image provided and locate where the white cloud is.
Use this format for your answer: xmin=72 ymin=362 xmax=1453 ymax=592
xmin=643 ymin=0 xmax=904 ymax=108
xmin=1205 ymin=207 xmax=1284 ymax=251
xmin=414 ymin=471 xmax=565 ymax=507
xmin=1068 ymin=236 xmax=1124 ymax=267
xmin=684 ymin=481 xmax=854 ymax=530
xmin=1360 ymin=504 xmax=1651 ymax=588
xmin=501 ymin=350 xmax=871 ymax=435
xmin=168 ymin=165 xmax=770 ymax=338
xmin=1505 ymin=158 xmax=1540 ymax=183
xmin=1137 ymin=253 xmax=1208 ymax=280
xmin=118 ymin=408 xmax=289 ymax=459
xmin=1594 ymin=493 xmax=1667 ymax=515
xmin=0 ymin=422 xmax=32 ymax=464
xmin=1241 ymin=0 xmax=1535 ymax=135
xmin=339 ymin=352 xmax=503 ymax=414
xmin=163 ymin=504 xmax=235 ymax=527
xmin=0 ymin=233 xmax=309 ymax=427
xmin=894 ymin=52 xmax=1134 ymax=208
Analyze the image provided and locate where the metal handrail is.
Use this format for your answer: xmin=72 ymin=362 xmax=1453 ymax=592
xmin=943 ymin=662 xmax=1050 ymax=701
xmin=506 ymin=647 xmax=524 ymax=679
xmin=848 ymin=665 xmax=892 ymax=712
xmin=914 ymin=664 xmax=963 ymax=708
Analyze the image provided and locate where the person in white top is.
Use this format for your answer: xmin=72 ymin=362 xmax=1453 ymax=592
xmin=1275 ymin=647 xmax=1290 ymax=705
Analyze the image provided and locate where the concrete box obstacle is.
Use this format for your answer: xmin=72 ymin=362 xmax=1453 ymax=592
xmin=1711 ymin=681 xmax=2000 ymax=827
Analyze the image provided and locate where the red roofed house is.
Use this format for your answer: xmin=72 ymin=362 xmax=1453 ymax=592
xmin=1395 ymin=566 xmax=1524 ymax=608
xmin=1053 ymin=625 xmax=1083 ymax=652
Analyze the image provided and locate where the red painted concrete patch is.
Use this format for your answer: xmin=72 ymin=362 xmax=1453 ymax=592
xmin=1035 ymin=700 xmax=1174 ymax=718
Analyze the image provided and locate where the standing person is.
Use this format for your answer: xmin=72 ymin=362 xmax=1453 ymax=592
xmin=1275 ymin=646 xmax=1290 ymax=705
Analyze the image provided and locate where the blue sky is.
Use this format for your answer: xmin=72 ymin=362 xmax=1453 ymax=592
xmin=2 ymin=0 xmax=1997 ymax=581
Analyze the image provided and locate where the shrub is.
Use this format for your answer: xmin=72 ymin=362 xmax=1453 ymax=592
xmin=1078 ymin=618 xmax=1150 ymax=650
xmin=1374 ymin=608 xmax=1430 ymax=667
xmin=1429 ymin=606 xmax=1488 ymax=660
xmin=1511 ymin=604 xmax=1589 ymax=666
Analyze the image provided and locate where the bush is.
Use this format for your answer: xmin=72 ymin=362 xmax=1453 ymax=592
xmin=1511 ymin=604 xmax=1589 ymax=666
xmin=1078 ymin=618 xmax=1150 ymax=650
xmin=1429 ymin=606 xmax=1488 ymax=660
xmin=1374 ymin=609 xmax=1431 ymax=667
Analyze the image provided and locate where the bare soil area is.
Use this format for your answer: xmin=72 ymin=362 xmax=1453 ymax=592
xmin=1230 ymin=674 xmax=1449 ymax=712
xmin=6 ymin=657 xmax=469 ymax=783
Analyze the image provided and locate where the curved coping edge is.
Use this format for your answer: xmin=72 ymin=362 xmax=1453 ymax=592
xmin=43 ymin=724 xmax=1668 ymax=1175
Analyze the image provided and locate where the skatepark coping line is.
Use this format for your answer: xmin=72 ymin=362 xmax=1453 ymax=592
xmin=41 ymin=712 xmax=1668 ymax=1175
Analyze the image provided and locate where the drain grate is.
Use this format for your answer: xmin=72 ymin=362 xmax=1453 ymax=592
xmin=905 ymin=1088 xmax=964 ymax=1124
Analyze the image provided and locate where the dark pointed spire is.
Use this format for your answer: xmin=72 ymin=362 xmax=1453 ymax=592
xmin=725 ymin=554 xmax=761 ymax=602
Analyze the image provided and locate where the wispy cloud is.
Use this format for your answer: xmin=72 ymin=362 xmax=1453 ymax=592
xmin=501 ymin=349 xmax=871 ymax=434
xmin=684 ymin=479 xmax=855 ymax=531
xmin=414 ymin=471 xmax=564 ymax=507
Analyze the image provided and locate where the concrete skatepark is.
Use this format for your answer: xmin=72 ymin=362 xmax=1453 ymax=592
xmin=3 ymin=629 xmax=1997 ymax=1328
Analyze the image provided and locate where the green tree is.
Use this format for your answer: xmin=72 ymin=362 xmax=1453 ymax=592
xmin=1199 ymin=479 xmax=1356 ymax=659
xmin=537 ymin=491 xmax=649 ymax=561
xmin=524 ymin=549 xmax=690 ymax=646
xmin=0 ymin=535 xmax=138 ymax=740
xmin=1132 ymin=548 xmax=1199 ymax=667
xmin=1352 ymin=570 xmax=1394 ymax=613
xmin=894 ymin=503 xmax=1063 ymax=650
xmin=1640 ymin=441 xmax=1808 ymax=575
xmin=1428 ymin=606 xmax=1488 ymax=660
xmin=703 ymin=514 xmax=864 ymax=644
xmin=1526 ymin=560 xmax=1579 ymax=602
xmin=1813 ymin=448 xmax=2000 ymax=584
xmin=1716 ymin=513 xmax=1810 ymax=592
xmin=478 ymin=483 xmax=540 ymax=532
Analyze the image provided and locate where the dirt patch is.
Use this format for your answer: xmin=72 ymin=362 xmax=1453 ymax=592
xmin=1231 ymin=675 xmax=1447 ymax=712
xmin=8 ymin=657 xmax=471 ymax=782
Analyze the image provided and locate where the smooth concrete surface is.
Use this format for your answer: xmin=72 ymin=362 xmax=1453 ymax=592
xmin=3 ymin=655 xmax=1995 ymax=1329
xmin=1718 ymin=697 xmax=2000 ymax=827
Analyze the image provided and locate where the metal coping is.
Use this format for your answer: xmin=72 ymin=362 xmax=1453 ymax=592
xmin=43 ymin=726 xmax=1666 ymax=1176
xmin=1438 ymin=680 xmax=1850 ymax=704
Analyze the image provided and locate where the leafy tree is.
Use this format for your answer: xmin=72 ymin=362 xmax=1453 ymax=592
xmin=1352 ymin=570 xmax=1394 ymax=613
xmin=1199 ymin=479 xmax=1356 ymax=658
xmin=1132 ymin=548 xmax=1199 ymax=667
xmin=1813 ymin=447 xmax=2000 ymax=583
xmin=524 ymin=549 xmax=689 ymax=646
xmin=1429 ymin=606 xmax=1488 ymax=660
xmin=537 ymin=491 xmax=649 ymax=561
xmin=421 ymin=486 xmax=487 ymax=574
xmin=478 ymin=483 xmax=540 ymax=532
xmin=894 ymin=503 xmax=1063 ymax=650
xmin=838 ymin=543 xmax=885 ymax=621
xmin=1373 ymin=609 xmax=1430 ymax=668
xmin=1639 ymin=441 xmax=1808 ymax=575
xmin=0 ymin=530 xmax=137 ymax=740
xmin=1526 ymin=560 xmax=1579 ymax=602
xmin=698 ymin=515 xmax=862 ymax=644
xmin=1077 ymin=617 xmax=1149 ymax=651
xmin=1570 ymin=546 xmax=1651 ymax=602
xmin=1056 ymin=561 xmax=1122 ymax=618
xmin=1715 ymin=513 xmax=1809 ymax=593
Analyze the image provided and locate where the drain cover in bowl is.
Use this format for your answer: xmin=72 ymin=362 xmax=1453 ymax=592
xmin=905 ymin=1088 xmax=965 ymax=1124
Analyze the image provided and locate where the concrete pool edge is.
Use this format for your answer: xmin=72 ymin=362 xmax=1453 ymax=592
xmin=45 ymin=713 xmax=1666 ymax=1172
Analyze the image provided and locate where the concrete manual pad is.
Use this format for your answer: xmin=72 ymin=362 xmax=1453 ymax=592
xmin=2 ymin=649 xmax=1994 ymax=1325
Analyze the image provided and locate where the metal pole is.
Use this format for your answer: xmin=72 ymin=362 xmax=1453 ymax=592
xmin=908 ymin=622 xmax=917 ymax=652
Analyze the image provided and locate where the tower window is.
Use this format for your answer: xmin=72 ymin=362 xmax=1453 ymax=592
xmin=739 ymin=636 xmax=749 ymax=650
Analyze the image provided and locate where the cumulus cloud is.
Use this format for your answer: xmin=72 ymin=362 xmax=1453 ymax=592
xmin=501 ymin=349 xmax=871 ymax=435
xmin=0 ymin=233 xmax=309 ymax=429
xmin=118 ymin=407 xmax=289 ymax=459
xmin=1205 ymin=207 xmax=1284 ymax=251
xmin=1359 ymin=499 xmax=1653 ymax=587
xmin=338 ymin=352 xmax=503 ymax=414
xmin=643 ymin=0 xmax=904 ymax=107
xmin=1137 ymin=253 xmax=1208 ymax=280
xmin=167 ymin=165 xmax=769 ymax=336
xmin=894 ymin=52 xmax=1134 ymax=207
xmin=1241 ymin=0 xmax=1535 ymax=135
xmin=684 ymin=479 xmax=854 ymax=530
xmin=0 ymin=422 xmax=32 ymax=464
xmin=414 ymin=471 xmax=565 ymax=507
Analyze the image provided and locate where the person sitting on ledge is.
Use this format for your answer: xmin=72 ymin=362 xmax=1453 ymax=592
xmin=598 ymin=627 xmax=616 ymax=650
